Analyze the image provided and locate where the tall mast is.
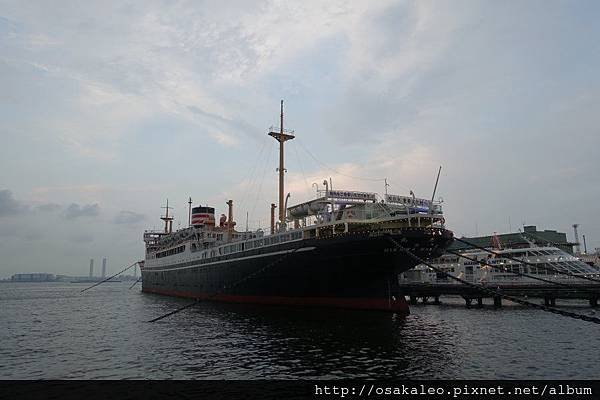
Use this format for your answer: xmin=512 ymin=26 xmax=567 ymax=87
xmin=187 ymin=197 xmax=192 ymax=227
xmin=160 ymin=199 xmax=174 ymax=233
xmin=268 ymin=100 xmax=295 ymax=226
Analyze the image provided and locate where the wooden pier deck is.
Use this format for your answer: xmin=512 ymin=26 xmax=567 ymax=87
xmin=400 ymin=283 xmax=600 ymax=308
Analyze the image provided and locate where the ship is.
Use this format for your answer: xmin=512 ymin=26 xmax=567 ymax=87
xmin=141 ymin=101 xmax=454 ymax=313
xmin=400 ymin=236 xmax=600 ymax=286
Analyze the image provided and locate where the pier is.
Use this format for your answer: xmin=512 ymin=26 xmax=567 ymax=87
xmin=401 ymin=283 xmax=600 ymax=308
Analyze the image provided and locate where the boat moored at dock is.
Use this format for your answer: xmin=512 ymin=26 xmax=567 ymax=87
xmin=141 ymin=102 xmax=454 ymax=313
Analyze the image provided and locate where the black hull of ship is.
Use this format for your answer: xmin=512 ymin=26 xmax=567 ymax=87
xmin=142 ymin=228 xmax=453 ymax=314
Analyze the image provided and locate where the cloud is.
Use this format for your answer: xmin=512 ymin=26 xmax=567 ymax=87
xmin=35 ymin=203 xmax=62 ymax=212
xmin=114 ymin=210 xmax=145 ymax=225
xmin=0 ymin=189 xmax=28 ymax=216
xmin=67 ymin=233 xmax=94 ymax=243
xmin=63 ymin=203 xmax=100 ymax=219
xmin=23 ymin=231 xmax=43 ymax=241
xmin=1 ymin=0 xmax=600 ymax=274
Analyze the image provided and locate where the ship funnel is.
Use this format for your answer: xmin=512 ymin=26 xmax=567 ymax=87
xmin=270 ymin=203 xmax=276 ymax=234
xmin=191 ymin=206 xmax=215 ymax=227
xmin=573 ymin=224 xmax=581 ymax=254
xmin=226 ymin=200 xmax=235 ymax=241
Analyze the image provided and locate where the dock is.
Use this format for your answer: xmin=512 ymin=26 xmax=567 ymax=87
xmin=401 ymin=283 xmax=600 ymax=308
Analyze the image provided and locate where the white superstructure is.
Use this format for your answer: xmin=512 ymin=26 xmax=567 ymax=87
xmin=400 ymin=245 xmax=600 ymax=285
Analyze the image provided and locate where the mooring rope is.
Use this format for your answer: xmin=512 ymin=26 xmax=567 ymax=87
xmin=387 ymin=236 xmax=600 ymax=325
xmin=147 ymin=246 xmax=303 ymax=323
xmin=128 ymin=276 xmax=142 ymax=290
xmin=80 ymin=262 xmax=138 ymax=293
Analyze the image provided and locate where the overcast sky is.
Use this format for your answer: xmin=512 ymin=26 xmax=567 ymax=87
xmin=1 ymin=0 xmax=599 ymax=278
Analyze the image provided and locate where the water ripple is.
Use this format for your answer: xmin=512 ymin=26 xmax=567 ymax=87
xmin=1 ymin=282 xmax=599 ymax=379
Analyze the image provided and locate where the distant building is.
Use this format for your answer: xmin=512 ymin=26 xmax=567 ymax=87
xmin=11 ymin=273 xmax=56 ymax=282
xmin=450 ymin=225 xmax=576 ymax=254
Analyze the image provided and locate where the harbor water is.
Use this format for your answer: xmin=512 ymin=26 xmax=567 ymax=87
xmin=1 ymin=282 xmax=599 ymax=379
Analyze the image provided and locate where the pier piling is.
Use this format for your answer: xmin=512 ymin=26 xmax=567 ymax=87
xmin=401 ymin=283 xmax=600 ymax=310
xmin=493 ymin=296 xmax=502 ymax=308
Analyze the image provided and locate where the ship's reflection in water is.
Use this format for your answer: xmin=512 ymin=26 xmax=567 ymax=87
xmin=3 ymin=283 xmax=599 ymax=379
xmin=149 ymin=300 xmax=459 ymax=379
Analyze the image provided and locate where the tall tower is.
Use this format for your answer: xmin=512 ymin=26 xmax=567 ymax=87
xmin=268 ymin=100 xmax=295 ymax=227
xmin=89 ymin=259 xmax=94 ymax=278
xmin=101 ymin=257 xmax=107 ymax=278
xmin=573 ymin=224 xmax=581 ymax=254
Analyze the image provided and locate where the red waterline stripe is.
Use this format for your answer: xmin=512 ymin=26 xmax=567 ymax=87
xmin=143 ymin=287 xmax=410 ymax=314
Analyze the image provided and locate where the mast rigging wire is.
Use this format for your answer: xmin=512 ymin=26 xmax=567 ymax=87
xmin=250 ymin=141 xmax=275 ymax=220
xmin=291 ymin=141 xmax=311 ymax=194
xmin=295 ymin=137 xmax=385 ymax=182
xmin=238 ymin=136 xmax=269 ymax=216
